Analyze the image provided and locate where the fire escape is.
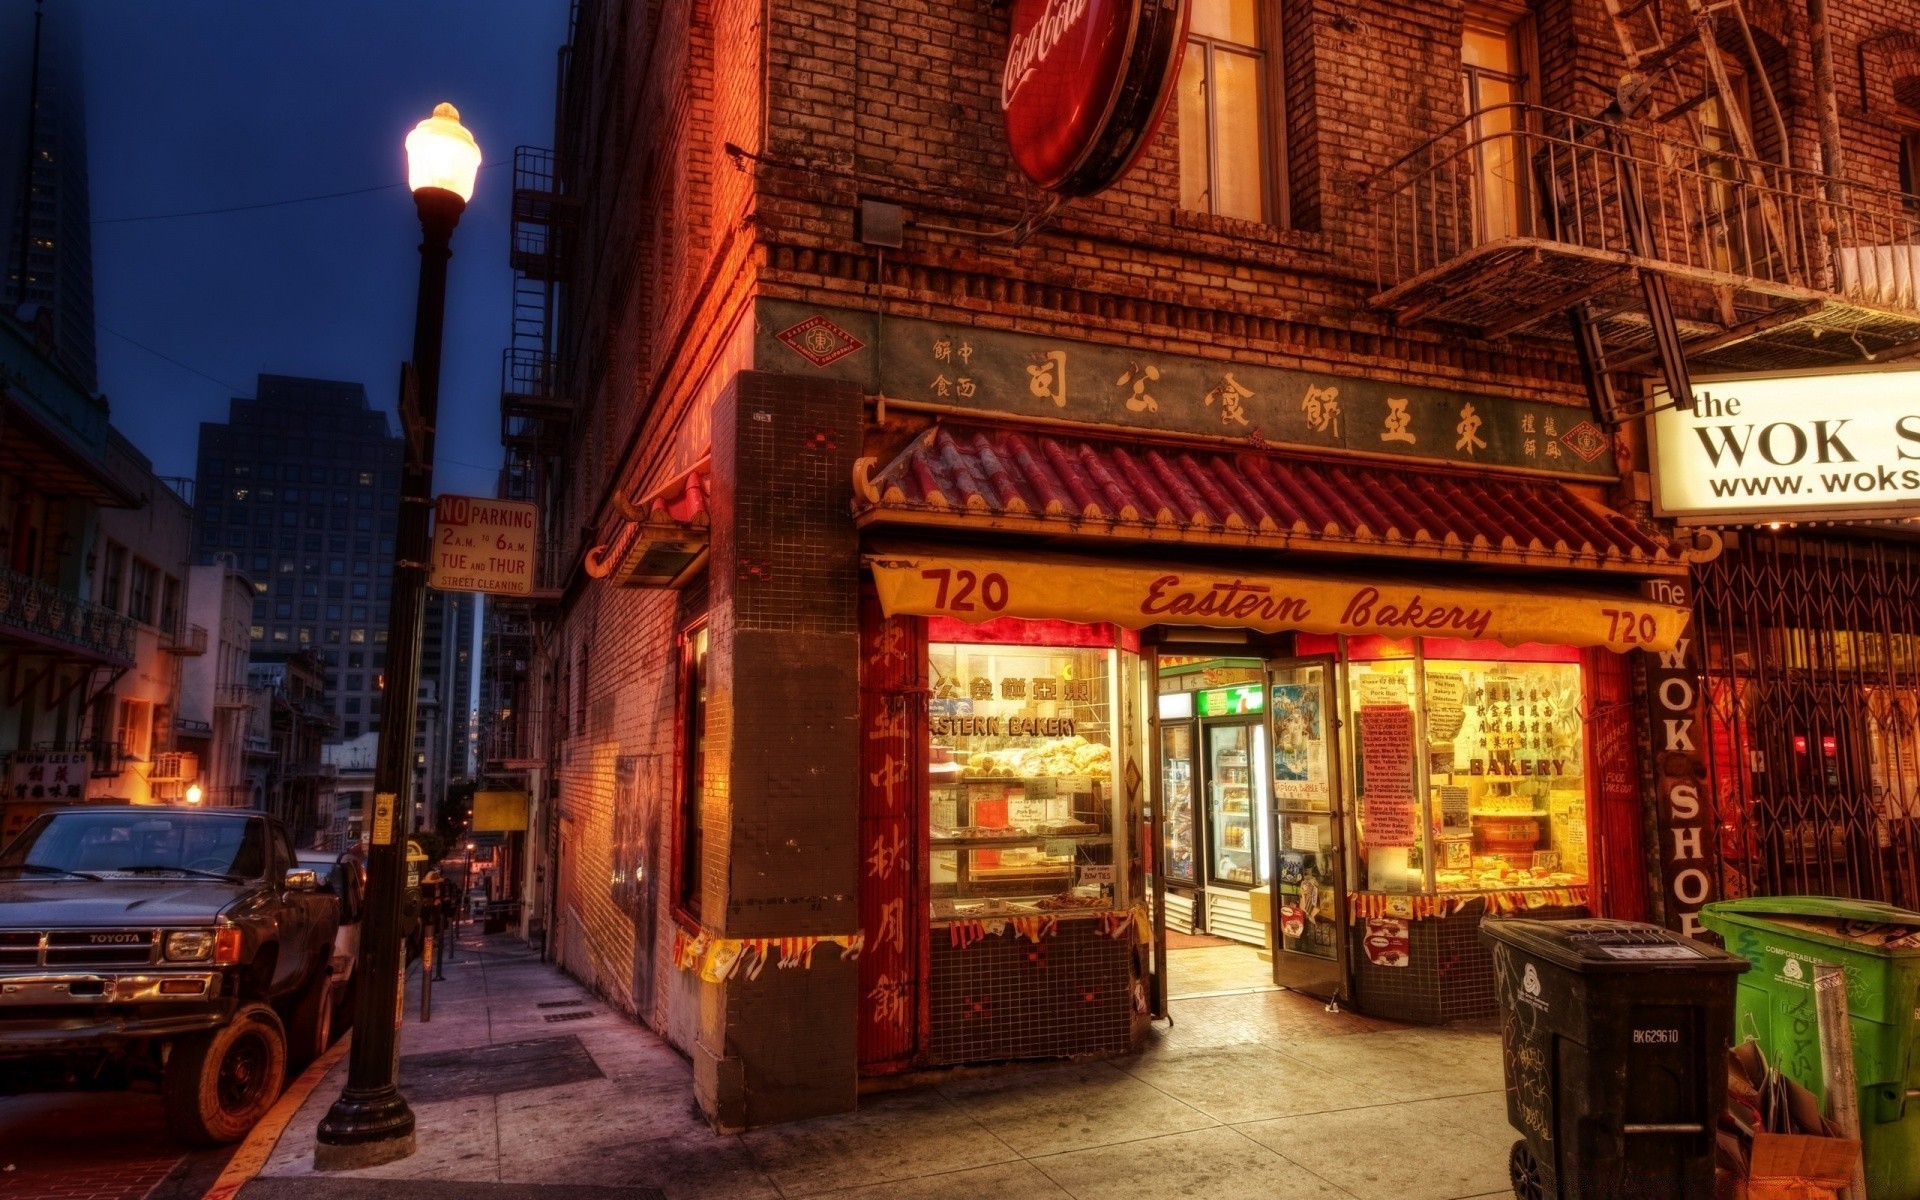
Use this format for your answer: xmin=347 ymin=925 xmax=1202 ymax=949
xmin=1365 ymin=0 xmax=1920 ymax=423
xmin=483 ymin=145 xmax=575 ymax=774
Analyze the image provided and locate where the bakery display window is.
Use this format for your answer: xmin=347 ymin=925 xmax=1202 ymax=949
xmin=928 ymin=640 xmax=1120 ymax=921
xmin=1347 ymin=638 xmax=1590 ymax=896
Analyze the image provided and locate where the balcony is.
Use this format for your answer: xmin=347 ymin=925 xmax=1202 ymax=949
xmin=1366 ymin=105 xmax=1920 ymax=376
xmin=147 ymin=751 xmax=199 ymax=782
xmin=161 ymin=622 xmax=208 ymax=656
xmin=501 ymin=347 xmax=573 ymax=448
xmin=29 ymin=741 xmax=125 ymax=778
xmin=0 ymin=565 xmax=136 ymax=667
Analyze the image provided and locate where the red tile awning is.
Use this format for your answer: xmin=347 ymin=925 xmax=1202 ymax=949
xmin=585 ymin=458 xmax=711 ymax=588
xmin=854 ymin=423 xmax=1683 ymax=574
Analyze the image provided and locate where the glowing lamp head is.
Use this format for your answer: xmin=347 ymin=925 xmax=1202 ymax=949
xmin=405 ymin=102 xmax=481 ymax=203
xmin=185 ymin=783 xmax=204 ymax=806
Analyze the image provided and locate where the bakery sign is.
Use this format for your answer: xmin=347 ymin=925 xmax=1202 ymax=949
xmin=1651 ymin=366 xmax=1920 ymax=523
xmin=1001 ymin=0 xmax=1191 ymax=196
xmin=872 ymin=551 xmax=1692 ymax=653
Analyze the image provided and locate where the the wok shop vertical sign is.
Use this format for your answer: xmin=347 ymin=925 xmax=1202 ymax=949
xmin=1643 ymin=579 xmax=1717 ymax=937
xmin=1001 ymin=0 xmax=1191 ymax=196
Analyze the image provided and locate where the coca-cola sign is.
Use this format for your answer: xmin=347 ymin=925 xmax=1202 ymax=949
xmin=1001 ymin=0 xmax=1190 ymax=196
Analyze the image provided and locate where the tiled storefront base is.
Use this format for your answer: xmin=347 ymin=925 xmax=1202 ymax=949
xmin=928 ymin=917 xmax=1132 ymax=1065
xmin=1350 ymin=902 xmax=1588 ymax=1025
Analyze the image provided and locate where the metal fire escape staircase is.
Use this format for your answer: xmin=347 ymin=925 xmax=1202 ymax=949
xmin=1365 ymin=0 xmax=1920 ymax=425
xmin=482 ymin=147 xmax=575 ymax=774
xmin=500 ymin=145 xmax=576 ymax=602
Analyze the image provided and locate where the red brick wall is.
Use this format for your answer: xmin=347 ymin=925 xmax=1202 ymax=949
xmin=532 ymin=0 xmax=1920 ymax=1119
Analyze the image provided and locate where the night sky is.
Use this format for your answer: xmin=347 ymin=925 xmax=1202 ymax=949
xmin=76 ymin=0 xmax=569 ymax=499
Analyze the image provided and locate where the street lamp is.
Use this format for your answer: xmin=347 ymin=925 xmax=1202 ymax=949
xmin=315 ymin=102 xmax=479 ymax=1172
xmin=185 ymin=783 xmax=203 ymax=806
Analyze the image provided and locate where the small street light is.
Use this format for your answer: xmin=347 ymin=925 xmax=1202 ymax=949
xmin=184 ymin=783 xmax=203 ymax=806
xmin=314 ymin=102 xmax=479 ymax=1172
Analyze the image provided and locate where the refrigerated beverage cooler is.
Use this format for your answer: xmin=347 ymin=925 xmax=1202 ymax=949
xmin=1186 ymin=678 xmax=1272 ymax=947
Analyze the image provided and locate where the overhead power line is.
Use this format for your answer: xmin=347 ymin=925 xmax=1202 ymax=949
xmin=92 ymin=160 xmax=508 ymax=226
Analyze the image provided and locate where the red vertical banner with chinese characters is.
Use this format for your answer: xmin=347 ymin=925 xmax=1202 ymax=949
xmin=1583 ymin=649 xmax=1648 ymax=922
xmin=858 ymin=590 xmax=925 ymax=1073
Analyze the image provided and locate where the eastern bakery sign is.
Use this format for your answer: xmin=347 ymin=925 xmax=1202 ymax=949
xmin=1001 ymin=0 xmax=1190 ymax=195
xmin=1652 ymin=366 xmax=1920 ymax=523
xmin=871 ymin=552 xmax=1691 ymax=652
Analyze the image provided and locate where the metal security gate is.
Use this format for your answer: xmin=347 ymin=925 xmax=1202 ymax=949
xmin=1694 ymin=534 xmax=1920 ymax=911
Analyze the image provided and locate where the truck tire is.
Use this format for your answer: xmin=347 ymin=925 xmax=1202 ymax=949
xmin=285 ymin=968 xmax=334 ymax=1073
xmin=162 ymin=1004 xmax=287 ymax=1147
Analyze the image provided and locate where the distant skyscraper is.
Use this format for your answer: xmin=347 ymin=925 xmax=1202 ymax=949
xmin=192 ymin=375 xmax=404 ymax=743
xmin=0 ymin=0 xmax=97 ymax=392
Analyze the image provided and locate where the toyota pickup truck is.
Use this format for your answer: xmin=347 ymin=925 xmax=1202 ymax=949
xmin=0 ymin=806 xmax=341 ymax=1144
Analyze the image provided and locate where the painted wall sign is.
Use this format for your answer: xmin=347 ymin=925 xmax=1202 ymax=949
xmin=758 ymin=300 xmax=1614 ymax=479
xmin=1002 ymin=0 xmax=1191 ymax=196
xmin=1645 ymin=629 xmax=1718 ymax=939
xmin=1652 ymin=366 xmax=1920 ymax=522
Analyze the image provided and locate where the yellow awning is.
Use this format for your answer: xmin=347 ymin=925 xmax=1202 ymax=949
xmin=870 ymin=549 xmax=1689 ymax=653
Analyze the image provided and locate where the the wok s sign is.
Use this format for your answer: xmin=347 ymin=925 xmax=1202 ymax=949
xmin=1001 ymin=0 xmax=1191 ymax=196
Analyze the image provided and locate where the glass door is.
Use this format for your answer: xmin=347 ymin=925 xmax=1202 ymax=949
xmin=1161 ymin=721 xmax=1199 ymax=887
xmin=1205 ymin=721 xmax=1268 ymax=888
xmin=1268 ymin=658 xmax=1347 ymax=999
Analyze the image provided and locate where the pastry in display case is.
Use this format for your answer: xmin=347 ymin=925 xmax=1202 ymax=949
xmin=1348 ymin=644 xmax=1591 ymax=897
xmin=928 ymin=641 xmax=1123 ymax=921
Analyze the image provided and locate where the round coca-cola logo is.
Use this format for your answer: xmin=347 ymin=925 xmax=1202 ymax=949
xmin=1001 ymin=0 xmax=1190 ymax=197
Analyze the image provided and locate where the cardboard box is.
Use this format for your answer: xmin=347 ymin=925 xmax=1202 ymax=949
xmin=1743 ymin=1132 xmax=1862 ymax=1200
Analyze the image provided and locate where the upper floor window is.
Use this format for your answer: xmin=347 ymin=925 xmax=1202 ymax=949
xmin=1462 ymin=8 xmax=1534 ymax=243
xmin=128 ymin=560 xmax=157 ymax=626
xmin=100 ymin=543 xmax=128 ymax=612
xmin=1179 ymin=0 xmax=1270 ymax=224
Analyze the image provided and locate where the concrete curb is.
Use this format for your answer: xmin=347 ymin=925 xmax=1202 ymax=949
xmin=199 ymin=1034 xmax=352 ymax=1200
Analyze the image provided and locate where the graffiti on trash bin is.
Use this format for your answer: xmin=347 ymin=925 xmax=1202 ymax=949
xmin=1494 ymin=950 xmax=1555 ymax=1144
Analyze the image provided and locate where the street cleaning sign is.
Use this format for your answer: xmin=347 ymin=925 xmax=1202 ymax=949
xmin=431 ymin=495 xmax=537 ymax=596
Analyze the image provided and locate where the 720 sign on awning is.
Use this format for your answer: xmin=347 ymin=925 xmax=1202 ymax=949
xmin=430 ymin=495 xmax=537 ymax=596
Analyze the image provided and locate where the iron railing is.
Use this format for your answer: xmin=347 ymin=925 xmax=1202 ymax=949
xmin=1367 ymin=104 xmax=1920 ymax=311
xmin=161 ymin=622 xmax=208 ymax=655
xmin=1695 ymin=535 xmax=1920 ymax=912
xmin=0 ymin=565 xmax=136 ymax=666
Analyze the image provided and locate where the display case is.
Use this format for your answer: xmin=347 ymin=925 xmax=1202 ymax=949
xmin=1159 ymin=717 xmax=1197 ymax=885
xmin=928 ymin=641 xmax=1122 ymax=920
xmin=1347 ymin=639 xmax=1590 ymax=898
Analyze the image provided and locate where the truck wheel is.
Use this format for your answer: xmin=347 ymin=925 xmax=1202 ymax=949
xmin=163 ymin=1005 xmax=287 ymax=1147
xmin=285 ymin=969 xmax=334 ymax=1074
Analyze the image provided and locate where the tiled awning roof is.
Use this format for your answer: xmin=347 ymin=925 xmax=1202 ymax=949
xmin=586 ymin=459 xmax=711 ymax=588
xmin=855 ymin=423 xmax=1683 ymax=573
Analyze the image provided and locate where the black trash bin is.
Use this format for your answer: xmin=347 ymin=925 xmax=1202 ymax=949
xmin=1481 ymin=918 xmax=1749 ymax=1200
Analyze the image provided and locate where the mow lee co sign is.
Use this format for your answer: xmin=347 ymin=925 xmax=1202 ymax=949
xmin=1001 ymin=0 xmax=1190 ymax=196
xmin=430 ymin=495 xmax=537 ymax=596
xmin=1651 ymin=365 xmax=1920 ymax=523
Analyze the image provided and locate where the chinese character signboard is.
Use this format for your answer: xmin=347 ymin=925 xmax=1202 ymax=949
xmin=1651 ymin=366 xmax=1920 ymax=523
xmin=5 ymin=752 xmax=93 ymax=803
xmin=760 ymin=299 xmax=1614 ymax=478
xmin=430 ymin=495 xmax=537 ymax=596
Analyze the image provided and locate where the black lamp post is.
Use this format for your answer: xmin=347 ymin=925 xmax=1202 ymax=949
xmin=314 ymin=102 xmax=481 ymax=1171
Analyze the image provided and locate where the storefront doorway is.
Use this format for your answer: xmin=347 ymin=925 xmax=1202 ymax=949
xmin=1151 ymin=649 xmax=1347 ymax=1004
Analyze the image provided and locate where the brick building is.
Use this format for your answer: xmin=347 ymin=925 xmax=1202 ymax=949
xmin=488 ymin=0 xmax=1920 ymax=1128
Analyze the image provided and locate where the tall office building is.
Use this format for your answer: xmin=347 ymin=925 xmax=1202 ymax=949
xmin=192 ymin=375 xmax=403 ymax=742
xmin=1 ymin=0 xmax=97 ymax=393
xmin=413 ymin=588 xmax=476 ymax=826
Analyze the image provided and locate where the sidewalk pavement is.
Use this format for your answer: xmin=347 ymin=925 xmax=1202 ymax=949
xmin=238 ymin=931 xmax=1519 ymax=1200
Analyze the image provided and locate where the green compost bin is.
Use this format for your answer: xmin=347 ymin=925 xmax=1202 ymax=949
xmin=1701 ymin=896 xmax=1920 ymax=1200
